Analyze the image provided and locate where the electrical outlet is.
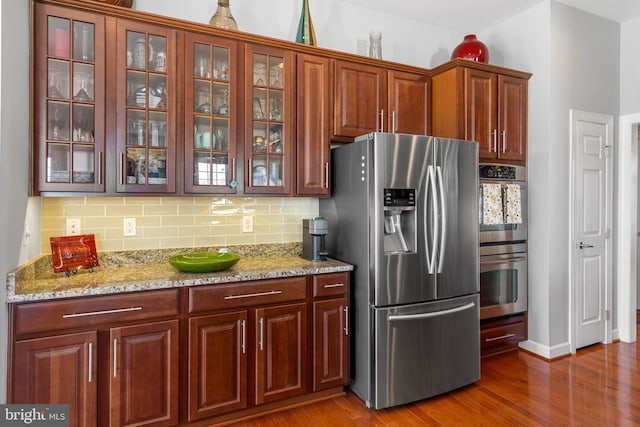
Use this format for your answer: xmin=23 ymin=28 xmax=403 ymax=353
xmin=66 ymin=218 xmax=81 ymax=236
xmin=123 ymin=218 xmax=136 ymax=236
xmin=242 ymin=215 xmax=253 ymax=233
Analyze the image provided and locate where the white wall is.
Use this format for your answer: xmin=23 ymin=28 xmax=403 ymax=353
xmin=481 ymin=1 xmax=554 ymax=353
xmin=133 ymin=0 xmax=460 ymax=68
xmin=620 ymin=16 xmax=640 ymax=115
xmin=0 ymin=0 xmax=31 ymax=403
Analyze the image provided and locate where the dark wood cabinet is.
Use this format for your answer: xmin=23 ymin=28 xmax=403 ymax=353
xmin=333 ymin=60 xmax=387 ymax=139
xmin=107 ymin=320 xmax=179 ymax=427
xmin=255 ymin=303 xmax=307 ymax=404
xmin=187 ymin=311 xmax=248 ymax=421
xmin=33 ymin=3 xmax=106 ymax=193
xmin=311 ymin=272 xmax=350 ymax=391
xmin=13 ymin=332 xmax=98 ymax=427
xmin=115 ymin=19 xmax=177 ymax=193
xmin=388 ymin=70 xmax=430 ymax=135
xmin=480 ymin=313 xmax=527 ymax=357
xmin=244 ymin=44 xmax=295 ymax=195
xmin=296 ymin=53 xmax=331 ymax=196
xmin=183 ymin=32 xmax=239 ymax=194
xmin=431 ymin=59 xmax=531 ymax=165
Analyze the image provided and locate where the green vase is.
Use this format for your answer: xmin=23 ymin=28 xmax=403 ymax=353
xmin=295 ymin=0 xmax=317 ymax=46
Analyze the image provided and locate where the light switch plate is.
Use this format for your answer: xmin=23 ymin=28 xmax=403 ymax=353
xmin=242 ymin=216 xmax=253 ymax=233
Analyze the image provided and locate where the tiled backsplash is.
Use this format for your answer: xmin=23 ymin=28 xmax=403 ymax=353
xmin=41 ymin=197 xmax=319 ymax=254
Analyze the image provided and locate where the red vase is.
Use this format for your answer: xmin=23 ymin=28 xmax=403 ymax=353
xmin=451 ymin=34 xmax=489 ymax=63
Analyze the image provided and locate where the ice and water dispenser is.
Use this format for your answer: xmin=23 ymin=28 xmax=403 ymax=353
xmin=383 ymin=188 xmax=416 ymax=254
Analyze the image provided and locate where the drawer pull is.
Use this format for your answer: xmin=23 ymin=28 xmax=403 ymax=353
xmin=88 ymin=342 xmax=93 ymax=383
xmin=485 ymin=333 xmax=516 ymax=343
xmin=62 ymin=306 xmax=143 ymax=319
xmin=259 ymin=317 xmax=264 ymax=351
xmin=224 ymin=290 xmax=282 ymax=300
xmin=113 ymin=338 xmax=118 ymax=378
xmin=324 ymin=283 xmax=344 ymax=289
xmin=241 ymin=319 xmax=246 ymax=354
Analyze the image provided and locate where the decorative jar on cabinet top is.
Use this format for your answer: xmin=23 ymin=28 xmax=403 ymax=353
xmin=451 ymin=34 xmax=489 ymax=63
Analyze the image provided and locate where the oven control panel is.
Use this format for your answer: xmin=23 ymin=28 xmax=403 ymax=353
xmin=479 ymin=164 xmax=520 ymax=180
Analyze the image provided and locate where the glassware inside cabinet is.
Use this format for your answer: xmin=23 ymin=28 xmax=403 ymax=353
xmin=269 ymin=59 xmax=283 ymax=88
xmin=213 ymin=84 xmax=229 ymax=115
xmin=212 ymin=118 xmax=228 ymax=151
xmin=269 ymin=90 xmax=283 ymax=121
xmin=194 ymin=43 xmax=211 ymax=78
xmin=73 ymin=21 xmax=94 ymax=62
xmin=126 ymin=147 xmax=145 ymax=184
xmin=194 ymin=153 xmax=228 ymax=186
xmin=73 ymin=63 xmax=94 ymax=102
xmin=48 ymin=17 xmax=70 ymax=58
xmin=253 ymin=88 xmax=267 ymax=120
xmin=72 ymin=145 xmax=95 ymax=183
xmin=269 ymin=124 xmax=283 ymax=153
xmin=127 ymin=70 xmax=146 ymax=107
xmin=47 ymin=143 xmax=70 ymax=183
xmin=72 ymin=104 xmax=94 ymax=142
xmin=213 ymin=46 xmax=229 ymax=80
xmin=148 ymin=111 xmax=166 ymax=147
xmin=48 ymin=101 xmax=70 ymax=141
xmin=194 ymin=80 xmax=211 ymax=113
xmin=48 ymin=59 xmax=70 ymax=99
xmin=148 ymin=35 xmax=167 ymax=72
xmin=148 ymin=148 xmax=167 ymax=184
xmin=127 ymin=110 xmax=146 ymax=146
xmin=194 ymin=116 xmax=211 ymax=149
xmin=253 ymin=54 xmax=268 ymax=86
xmin=251 ymin=155 xmax=267 ymax=186
xmin=268 ymin=156 xmax=282 ymax=186
xmin=148 ymin=74 xmax=167 ymax=109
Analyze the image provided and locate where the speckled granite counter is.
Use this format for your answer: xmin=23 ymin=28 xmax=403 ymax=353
xmin=6 ymin=243 xmax=353 ymax=303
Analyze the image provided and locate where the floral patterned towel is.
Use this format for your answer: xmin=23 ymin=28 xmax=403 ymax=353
xmin=481 ymin=183 xmax=504 ymax=224
xmin=503 ymin=184 xmax=522 ymax=224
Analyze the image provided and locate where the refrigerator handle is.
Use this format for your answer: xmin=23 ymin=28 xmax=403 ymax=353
xmin=425 ymin=165 xmax=437 ymax=274
xmin=387 ymin=302 xmax=476 ymax=321
xmin=436 ymin=166 xmax=447 ymax=273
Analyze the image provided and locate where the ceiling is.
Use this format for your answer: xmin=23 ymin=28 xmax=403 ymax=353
xmin=344 ymin=0 xmax=640 ymax=32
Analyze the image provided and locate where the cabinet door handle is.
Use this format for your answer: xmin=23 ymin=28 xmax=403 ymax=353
xmin=241 ymin=319 xmax=246 ymax=354
xmin=230 ymin=157 xmax=236 ymax=183
xmin=113 ymin=338 xmax=118 ymax=378
xmin=88 ymin=342 xmax=93 ymax=383
xmin=324 ymin=162 xmax=329 ymax=189
xmin=62 ymin=306 xmax=143 ymax=318
xmin=247 ymin=158 xmax=252 ymax=187
xmin=224 ymin=290 xmax=282 ymax=300
xmin=379 ymin=109 xmax=385 ymax=132
xmin=502 ymin=130 xmax=507 ymax=153
xmin=324 ymin=283 xmax=344 ymax=288
xmin=391 ymin=110 xmax=396 ymax=133
xmin=344 ymin=305 xmax=349 ymax=336
xmin=492 ymin=129 xmax=497 ymax=153
xmin=259 ymin=317 xmax=264 ymax=351
xmin=485 ymin=333 xmax=515 ymax=342
xmin=119 ymin=152 xmax=125 ymax=185
xmin=97 ymin=152 xmax=103 ymax=185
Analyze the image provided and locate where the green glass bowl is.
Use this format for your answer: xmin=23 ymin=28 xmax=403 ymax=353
xmin=168 ymin=252 xmax=240 ymax=273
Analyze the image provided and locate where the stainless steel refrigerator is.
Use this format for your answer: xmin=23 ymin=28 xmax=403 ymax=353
xmin=319 ymin=132 xmax=480 ymax=409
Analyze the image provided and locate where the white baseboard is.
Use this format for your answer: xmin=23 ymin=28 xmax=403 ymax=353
xmin=518 ymin=339 xmax=571 ymax=359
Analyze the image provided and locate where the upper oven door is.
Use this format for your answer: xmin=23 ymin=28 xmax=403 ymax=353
xmin=479 ymin=180 xmax=527 ymax=244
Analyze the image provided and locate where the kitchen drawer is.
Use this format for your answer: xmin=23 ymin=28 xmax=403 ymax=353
xmin=188 ymin=276 xmax=306 ymax=314
xmin=312 ymin=272 xmax=349 ymax=298
xmin=480 ymin=314 xmax=526 ymax=357
xmin=14 ymin=289 xmax=180 ymax=337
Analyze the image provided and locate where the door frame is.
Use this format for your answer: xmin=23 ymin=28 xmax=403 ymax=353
xmin=569 ymin=109 xmax=614 ymax=354
xmin=616 ymin=113 xmax=639 ymax=343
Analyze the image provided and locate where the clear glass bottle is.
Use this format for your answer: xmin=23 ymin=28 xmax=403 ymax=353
xmin=209 ymin=0 xmax=238 ymax=30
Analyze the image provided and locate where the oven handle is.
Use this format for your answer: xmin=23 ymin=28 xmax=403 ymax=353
xmin=388 ymin=302 xmax=475 ymax=321
xmin=481 ymin=256 xmax=527 ymax=265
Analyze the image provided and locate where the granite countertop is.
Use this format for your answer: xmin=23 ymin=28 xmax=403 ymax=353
xmin=6 ymin=243 xmax=353 ymax=303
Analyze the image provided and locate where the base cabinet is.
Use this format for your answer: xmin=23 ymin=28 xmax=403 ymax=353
xmin=107 ymin=320 xmax=179 ymax=427
xmin=10 ymin=274 xmax=349 ymax=427
xmin=480 ymin=313 xmax=526 ymax=357
xmin=13 ymin=332 xmax=98 ymax=427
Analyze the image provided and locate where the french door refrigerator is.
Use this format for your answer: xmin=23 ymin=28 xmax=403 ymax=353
xmin=320 ymin=132 xmax=480 ymax=409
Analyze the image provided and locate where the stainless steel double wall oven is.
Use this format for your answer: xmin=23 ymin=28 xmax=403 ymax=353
xmin=479 ymin=164 xmax=527 ymax=320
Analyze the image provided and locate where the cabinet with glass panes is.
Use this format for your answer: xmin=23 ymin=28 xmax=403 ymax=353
xmin=184 ymin=33 xmax=238 ymax=194
xmin=244 ymin=45 xmax=294 ymax=195
xmin=33 ymin=4 xmax=105 ymax=193
xmin=115 ymin=20 xmax=176 ymax=193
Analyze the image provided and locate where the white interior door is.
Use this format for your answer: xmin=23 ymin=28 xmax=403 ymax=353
xmin=571 ymin=110 xmax=612 ymax=350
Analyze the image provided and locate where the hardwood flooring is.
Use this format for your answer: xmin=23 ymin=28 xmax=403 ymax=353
xmin=226 ymin=330 xmax=640 ymax=426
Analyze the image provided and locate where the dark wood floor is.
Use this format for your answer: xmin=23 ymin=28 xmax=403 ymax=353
xmin=227 ymin=328 xmax=640 ymax=426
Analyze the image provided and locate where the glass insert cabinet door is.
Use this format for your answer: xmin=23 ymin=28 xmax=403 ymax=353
xmin=34 ymin=5 xmax=105 ymax=192
xmin=184 ymin=34 xmax=238 ymax=194
xmin=116 ymin=20 xmax=176 ymax=193
xmin=245 ymin=45 xmax=293 ymax=194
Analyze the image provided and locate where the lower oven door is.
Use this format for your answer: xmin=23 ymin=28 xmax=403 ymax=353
xmin=480 ymin=245 xmax=527 ymax=320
